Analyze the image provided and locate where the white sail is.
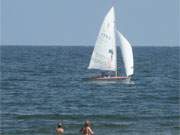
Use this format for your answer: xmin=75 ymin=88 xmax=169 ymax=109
xmin=88 ymin=7 xmax=117 ymax=71
xmin=117 ymin=31 xmax=134 ymax=76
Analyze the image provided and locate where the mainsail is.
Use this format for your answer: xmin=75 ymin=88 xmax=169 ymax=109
xmin=88 ymin=7 xmax=117 ymax=71
xmin=117 ymin=31 xmax=134 ymax=76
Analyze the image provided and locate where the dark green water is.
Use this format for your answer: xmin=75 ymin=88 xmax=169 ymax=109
xmin=1 ymin=46 xmax=180 ymax=135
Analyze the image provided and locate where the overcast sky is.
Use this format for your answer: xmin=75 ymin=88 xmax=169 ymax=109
xmin=1 ymin=0 xmax=179 ymax=46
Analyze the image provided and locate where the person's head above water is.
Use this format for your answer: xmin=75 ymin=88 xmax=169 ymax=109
xmin=57 ymin=122 xmax=63 ymax=128
xmin=84 ymin=120 xmax=91 ymax=127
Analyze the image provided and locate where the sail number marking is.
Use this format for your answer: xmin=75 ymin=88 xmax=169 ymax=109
xmin=101 ymin=33 xmax=111 ymax=40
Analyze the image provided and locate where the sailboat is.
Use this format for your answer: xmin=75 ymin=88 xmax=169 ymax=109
xmin=88 ymin=6 xmax=134 ymax=81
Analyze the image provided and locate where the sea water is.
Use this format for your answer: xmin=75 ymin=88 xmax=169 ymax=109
xmin=1 ymin=46 xmax=180 ymax=135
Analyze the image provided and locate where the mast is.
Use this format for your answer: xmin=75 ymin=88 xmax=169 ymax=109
xmin=114 ymin=7 xmax=118 ymax=77
xmin=112 ymin=0 xmax=117 ymax=77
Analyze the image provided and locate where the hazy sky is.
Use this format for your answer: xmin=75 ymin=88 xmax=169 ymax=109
xmin=1 ymin=0 xmax=179 ymax=46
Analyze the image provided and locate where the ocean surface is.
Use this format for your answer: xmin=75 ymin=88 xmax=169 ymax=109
xmin=0 ymin=46 xmax=180 ymax=135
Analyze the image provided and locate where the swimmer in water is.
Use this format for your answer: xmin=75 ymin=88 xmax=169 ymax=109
xmin=56 ymin=122 xmax=64 ymax=135
xmin=80 ymin=120 xmax=94 ymax=135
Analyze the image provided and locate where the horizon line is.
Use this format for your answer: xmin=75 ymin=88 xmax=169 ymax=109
xmin=0 ymin=44 xmax=180 ymax=47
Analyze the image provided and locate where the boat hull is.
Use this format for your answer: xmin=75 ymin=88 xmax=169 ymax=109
xmin=88 ymin=76 xmax=131 ymax=81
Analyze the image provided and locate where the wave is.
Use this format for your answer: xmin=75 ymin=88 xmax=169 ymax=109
xmin=2 ymin=113 xmax=179 ymax=122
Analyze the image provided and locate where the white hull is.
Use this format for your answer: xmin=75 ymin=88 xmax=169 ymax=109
xmin=88 ymin=76 xmax=131 ymax=81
